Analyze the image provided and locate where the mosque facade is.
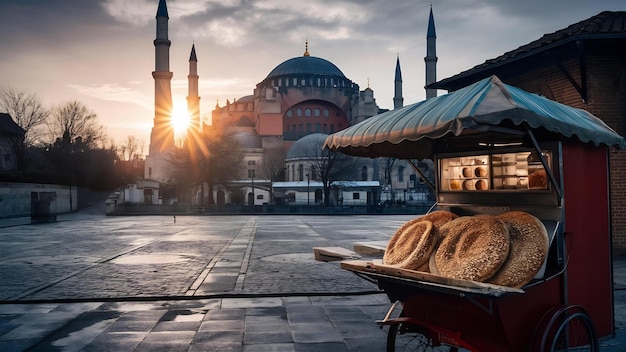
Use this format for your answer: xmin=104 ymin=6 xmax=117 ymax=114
xmin=142 ymin=0 xmax=437 ymax=206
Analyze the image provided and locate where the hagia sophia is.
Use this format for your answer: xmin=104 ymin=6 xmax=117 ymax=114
xmin=140 ymin=0 xmax=437 ymax=206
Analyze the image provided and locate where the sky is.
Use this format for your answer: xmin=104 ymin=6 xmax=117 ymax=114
xmin=0 ymin=0 xmax=623 ymax=151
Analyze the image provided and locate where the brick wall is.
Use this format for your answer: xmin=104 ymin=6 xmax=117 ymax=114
xmin=505 ymin=54 xmax=626 ymax=254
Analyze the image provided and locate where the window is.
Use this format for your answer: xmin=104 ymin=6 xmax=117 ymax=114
xmin=286 ymin=109 xmax=293 ymax=117
xmin=248 ymin=169 xmax=256 ymax=178
xmin=361 ymin=166 xmax=368 ymax=181
xmin=256 ymin=194 xmax=264 ymax=200
xmin=315 ymin=123 xmax=321 ymax=132
xmin=296 ymin=108 xmax=302 ymax=117
xmin=324 ymin=109 xmax=330 ymax=117
xmin=352 ymin=193 xmax=360 ymax=200
xmin=293 ymin=78 xmax=297 ymax=86
xmin=306 ymin=123 xmax=311 ymax=132
xmin=398 ymin=166 xmax=405 ymax=182
xmin=248 ymin=160 xmax=256 ymax=166
xmin=305 ymin=108 xmax=311 ymax=116
xmin=314 ymin=108 xmax=320 ymax=117
xmin=298 ymin=164 xmax=304 ymax=181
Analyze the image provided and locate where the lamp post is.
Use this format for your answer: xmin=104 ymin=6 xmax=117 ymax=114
xmin=251 ymin=176 xmax=254 ymax=206
xmin=306 ymin=173 xmax=310 ymax=206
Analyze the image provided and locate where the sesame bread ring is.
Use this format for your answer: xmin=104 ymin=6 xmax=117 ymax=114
xmin=386 ymin=210 xmax=458 ymax=271
xmin=434 ymin=215 xmax=510 ymax=282
xmin=383 ymin=220 xmax=435 ymax=270
xmin=392 ymin=210 xmax=458 ymax=239
xmin=488 ymin=211 xmax=549 ymax=288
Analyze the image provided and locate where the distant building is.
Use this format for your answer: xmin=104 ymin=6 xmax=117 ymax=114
xmin=140 ymin=0 xmax=438 ymax=206
xmin=0 ymin=113 xmax=25 ymax=172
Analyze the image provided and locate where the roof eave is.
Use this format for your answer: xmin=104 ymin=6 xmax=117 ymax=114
xmin=431 ymin=33 xmax=626 ymax=91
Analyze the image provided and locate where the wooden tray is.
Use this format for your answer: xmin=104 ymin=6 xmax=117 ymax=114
xmin=341 ymin=260 xmax=523 ymax=296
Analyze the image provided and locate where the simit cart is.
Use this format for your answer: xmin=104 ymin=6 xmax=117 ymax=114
xmin=323 ymin=76 xmax=626 ymax=351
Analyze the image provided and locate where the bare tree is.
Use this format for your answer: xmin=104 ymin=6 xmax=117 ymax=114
xmin=118 ymin=135 xmax=143 ymax=162
xmin=0 ymin=87 xmax=49 ymax=169
xmin=262 ymin=146 xmax=286 ymax=181
xmin=169 ymin=124 xmax=244 ymax=205
xmin=47 ymin=101 xmax=106 ymax=147
xmin=301 ymin=137 xmax=359 ymax=206
xmin=382 ymin=157 xmax=398 ymax=201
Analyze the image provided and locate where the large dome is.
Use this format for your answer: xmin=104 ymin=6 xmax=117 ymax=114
xmin=266 ymin=56 xmax=346 ymax=79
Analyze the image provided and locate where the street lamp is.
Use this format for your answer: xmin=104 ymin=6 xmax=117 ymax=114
xmin=306 ymin=173 xmax=310 ymax=206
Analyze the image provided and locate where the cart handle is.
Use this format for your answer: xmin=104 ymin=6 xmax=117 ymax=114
xmin=382 ymin=300 xmax=401 ymax=323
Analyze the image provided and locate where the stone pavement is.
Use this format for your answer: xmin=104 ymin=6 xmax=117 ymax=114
xmin=0 ymin=213 xmax=624 ymax=351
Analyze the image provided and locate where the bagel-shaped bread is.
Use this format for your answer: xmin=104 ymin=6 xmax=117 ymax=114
xmin=429 ymin=216 xmax=476 ymax=274
xmin=420 ymin=210 xmax=459 ymax=230
xmin=433 ymin=215 xmax=510 ymax=282
xmin=487 ymin=211 xmax=549 ymax=288
xmin=383 ymin=220 xmax=434 ymax=270
xmin=389 ymin=210 xmax=458 ymax=242
xmin=386 ymin=211 xmax=458 ymax=272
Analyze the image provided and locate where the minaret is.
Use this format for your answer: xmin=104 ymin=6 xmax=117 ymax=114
xmin=425 ymin=6 xmax=438 ymax=99
xmin=149 ymin=0 xmax=174 ymax=154
xmin=187 ymin=44 xmax=200 ymax=135
xmin=393 ymin=54 xmax=404 ymax=109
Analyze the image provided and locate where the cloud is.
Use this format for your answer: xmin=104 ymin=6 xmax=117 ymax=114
xmin=101 ymin=0 xmax=158 ymax=26
xmin=67 ymin=83 xmax=152 ymax=110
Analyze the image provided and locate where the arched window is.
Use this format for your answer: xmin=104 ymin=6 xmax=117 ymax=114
xmin=314 ymin=108 xmax=320 ymax=117
xmin=286 ymin=109 xmax=293 ymax=117
xmin=361 ymin=166 xmax=368 ymax=181
xmin=296 ymin=108 xmax=303 ymax=117
xmin=398 ymin=166 xmax=405 ymax=182
xmin=298 ymin=164 xmax=304 ymax=181
xmin=305 ymin=108 xmax=311 ymax=117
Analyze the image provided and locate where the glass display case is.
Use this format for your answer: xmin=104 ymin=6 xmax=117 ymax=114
xmin=439 ymin=150 xmax=551 ymax=192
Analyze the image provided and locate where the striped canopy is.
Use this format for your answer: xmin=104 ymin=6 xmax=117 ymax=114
xmin=324 ymin=75 xmax=626 ymax=159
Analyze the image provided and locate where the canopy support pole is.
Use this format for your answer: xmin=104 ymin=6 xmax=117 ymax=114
xmin=407 ymin=159 xmax=436 ymax=193
xmin=527 ymin=129 xmax=563 ymax=201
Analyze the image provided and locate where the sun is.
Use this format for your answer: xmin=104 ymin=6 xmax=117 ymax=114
xmin=171 ymin=101 xmax=190 ymax=140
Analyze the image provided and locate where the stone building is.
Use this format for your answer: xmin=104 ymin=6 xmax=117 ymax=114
xmin=140 ymin=0 xmax=438 ymax=206
xmin=431 ymin=11 xmax=626 ymax=253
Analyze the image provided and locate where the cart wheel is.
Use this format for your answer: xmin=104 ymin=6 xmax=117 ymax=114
xmin=532 ymin=305 xmax=599 ymax=352
xmin=387 ymin=322 xmax=432 ymax=352
xmin=387 ymin=322 xmax=457 ymax=352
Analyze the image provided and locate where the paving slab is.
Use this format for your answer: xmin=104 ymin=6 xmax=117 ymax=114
xmin=0 ymin=214 xmax=624 ymax=351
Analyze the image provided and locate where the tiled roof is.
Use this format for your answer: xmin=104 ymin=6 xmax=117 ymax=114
xmin=435 ymin=11 xmax=626 ymax=89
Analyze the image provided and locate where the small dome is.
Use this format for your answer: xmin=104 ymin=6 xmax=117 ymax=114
xmin=266 ymin=56 xmax=346 ymax=79
xmin=286 ymin=133 xmax=329 ymax=160
xmin=235 ymin=95 xmax=254 ymax=103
